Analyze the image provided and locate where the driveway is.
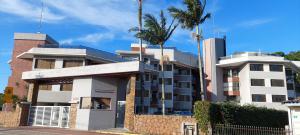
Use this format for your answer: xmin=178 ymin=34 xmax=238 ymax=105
xmin=0 ymin=127 xmax=116 ymax=135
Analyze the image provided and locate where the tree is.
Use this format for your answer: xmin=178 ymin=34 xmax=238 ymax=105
xmin=137 ymin=0 xmax=145 ymax=114
xmin=285 ymin=51 xmax=300 ymax=61
xmin=272 ymin=51 xmax=285 ymax=57
xmin=130 ymin=11 xmax=178 ymax=115
xmin=0 ymin=93 xmax=3 ymax=109
xmin=169 ymin=0 xmax=211 ymax=100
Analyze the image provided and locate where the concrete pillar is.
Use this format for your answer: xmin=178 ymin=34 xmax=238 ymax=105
xmin=27 ymin=82 xmax=39 ymax=106
xmin=69 ymin=103 xmax=78 ymax=129
xmin=124 ymin=75 xmax=136 ymax=131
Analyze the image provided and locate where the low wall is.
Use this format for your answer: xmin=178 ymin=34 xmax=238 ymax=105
xmin=0 ymin=103 xmax=30 ymax=127
xmin=133 ymin=115 xmax=197 ymax=135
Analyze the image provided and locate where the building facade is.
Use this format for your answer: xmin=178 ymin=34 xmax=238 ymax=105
xmin=117 ymin=44 xmax=200 ymax=114
xmin=6 ymin=33 xmax=199 ymax=130
xmin=5 ymin=33 xmax=300 ymax=130
xmin=203 ymin=38 xmax=300 ymax=110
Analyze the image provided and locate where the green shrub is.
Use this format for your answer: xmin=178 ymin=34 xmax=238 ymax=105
xmin=194 ymin=101 xmax=288 ymax=128
xmin=194 ymin=101 xmax=211 ymax=134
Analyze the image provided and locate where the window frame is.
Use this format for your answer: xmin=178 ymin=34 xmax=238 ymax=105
xmin=270 ymin=79 xmax=285 ymax=87
xmin=34 ymin=59 xmax=56 ymax=69
xmin=79 ymin=97 xmax=112 ymax=110
xmin=250 ymin=64 xmax=264 ymax=71
xmin=252 ymin=94 xmax=266 ymax=102
xmin=251 ymin=79 xmax=265 ymax=86
xmin=269 ymin=64 xmax=283 ymax=72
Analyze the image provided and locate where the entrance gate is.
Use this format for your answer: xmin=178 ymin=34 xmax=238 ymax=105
xmin=28 ymin=106 xmax=70 ymax=128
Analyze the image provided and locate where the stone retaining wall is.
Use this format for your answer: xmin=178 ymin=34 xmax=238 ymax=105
xmin=0 ymin=103 xmax=29 ymax=127
xmin=133 ymin=115 xmax=197 ymax=135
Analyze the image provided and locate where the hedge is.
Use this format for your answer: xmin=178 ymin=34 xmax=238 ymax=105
xmin=194 ymin=101 xmax=288 ymax=132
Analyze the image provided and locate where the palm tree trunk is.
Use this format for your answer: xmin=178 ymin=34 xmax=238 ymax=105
xmin=160 ymin=45 xmax=166 ymax=115
xmin=196 ymin=25 xmax=205 ymax=101
xmin=138 ymin=0 xmax=144 ymax=114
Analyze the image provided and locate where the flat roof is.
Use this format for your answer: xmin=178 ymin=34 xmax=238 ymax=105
xmin=14 ymin=33 xmax=58 ymax=44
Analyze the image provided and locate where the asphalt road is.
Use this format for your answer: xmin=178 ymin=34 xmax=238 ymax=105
xmin=0 ymin=127 xmax=115 ymax=135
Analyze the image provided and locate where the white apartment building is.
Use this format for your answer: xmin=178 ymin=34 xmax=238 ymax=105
xmin=116 ymin=43 xmax=199 ymax=114
xmin=7 ymin=33 xmax=300 ymax=131
xmin=203 ymin=38 xmax=300 ymax=110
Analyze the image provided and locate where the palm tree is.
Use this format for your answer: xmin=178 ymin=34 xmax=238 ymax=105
xmin=168 ymin=0 xmax=211 ymax=101
xmin=137 ymin=0 xmax=145 ymax=114
xmin=130 ymin=11 xmax=178 ymax=115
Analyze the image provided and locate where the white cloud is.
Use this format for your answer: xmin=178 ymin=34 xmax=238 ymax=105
xmin=238 ymin=18 xmax=274 ymax=27
xmin=44 ymin=0 xmax=137 ymax=32
xmin=60 ymin=32 xmax=115 ymax=45
xmin=0 ymin=0 xmax=64 ymax=22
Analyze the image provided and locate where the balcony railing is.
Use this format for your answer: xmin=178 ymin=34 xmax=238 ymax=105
xmin=219 ymin=52 xmax=282 ymax=60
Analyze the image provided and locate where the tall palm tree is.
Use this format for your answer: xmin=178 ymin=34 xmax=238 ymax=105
xmin=130 ymin=11 xmax=178 ymax=115
xmin=137 ymin=0 xmax=145 ymax=114
xmin=168 ymin=0 xmax=211 ymax=101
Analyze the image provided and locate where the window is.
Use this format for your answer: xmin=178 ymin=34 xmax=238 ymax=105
xmin=269 ymin=65 xmax=283 ymax=72
xmin=232 ymin=82 xmax=239 ymax=91
xmin=251 ymin=79 xmax=265 ymax=86
xmin=287 ymin=83 xmax=294 ymax=90
xmin=152 ymin=75 xmax=158 ymax=80
xmin=271 ymin=79 xmax=285 ymax=87
xmin=272 ymin=95 xmax=286 ymax=102
xmin=159 ymin=78 xmax=172 ymax=85
xmin=165 ymin=65 xmax=172 ymax=71
xmin=60 ymin=83 xmax=73 ymax=91
xmin=145 ymin=73 xmax=151 ymax=81
xmin=252 ymin=94 xmax=266 ymax=102
xmin=250 ymin=64 xmax=264 ymax=71
xmin=80 ymin=97 xmax=111 ymax=110
xmin=63 ymin=60 xmax=83 ymax=68
xmin=223 ymin=69 xmax=232 ymax=78
xmin=158 ymin=92 xmax=172 ymax=100
xmin=35 ymin=59 xmax=55 ymax=69
xmin=178 ymin=69 xmax=190 ymax=75
xmin=175 ymin=82 xmax=190 ymax=88
xmin=232 ymin=69 xmax=239 ymax=77
xmin=285 ymin=69 xmax=293 ymax=76
xmin=38 ymin=84 xmax=52 ymax=91
xmin=176 ymin=95 xmax=190 ymax=101
xmin=136 ymin=90 xmax=149 ymax=97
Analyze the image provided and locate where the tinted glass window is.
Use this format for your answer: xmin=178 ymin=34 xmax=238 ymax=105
xmin=251 ymin=79 xmax=265 ymax=86
xmin=272 ymin=95 xmax=286 ymax=102
xmin=35 ymin=59 xmax=55 ymax=69
xmin=269 ymin=65 xmax=283 ymax=72
xmin=252 ymin=94 xmax=266 ymax=102
xmin=250 ymin=64 xmax=264 ymax=71
xmin=271 ymin=79 xmax=285 ymax=87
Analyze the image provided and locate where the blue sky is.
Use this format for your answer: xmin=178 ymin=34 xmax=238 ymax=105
xmin=0 ymin=0 xmax=299 ymax=93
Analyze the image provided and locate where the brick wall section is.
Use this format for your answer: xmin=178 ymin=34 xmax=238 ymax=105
xmin=69 ymin=103 xmax=78 ymax=129
xmin=7 ymin=40 xmax=46 ymax=98
xmin=133 ymin=115 xmax=197 ymax=135
xmin=124 ymin=75 xmax=136 ymax=131
xmin=0 ymin=103 xmax=30 ymax=127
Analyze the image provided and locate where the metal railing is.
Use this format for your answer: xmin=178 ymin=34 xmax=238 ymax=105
xmin=219 ymin=52 xmax=282 ymax=60
xmin=212 ymin=124 xmax=291 ymax=135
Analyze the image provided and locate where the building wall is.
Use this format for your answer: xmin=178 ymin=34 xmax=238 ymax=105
xmin=203 ymin=38 xmax=226 ymax=101
xmin=239 ymin=63 xmax=288 ymax=110
xmin=8 ymin=40 xmax=46 ymax=98
xmin=72 ymin=77 xmax=119 ymax=130
xmin=133 ymin=115 xmax=197 ymax=135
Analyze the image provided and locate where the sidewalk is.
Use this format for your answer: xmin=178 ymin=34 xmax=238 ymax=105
xmin=96 ymin=128 xmax=141 ymax=135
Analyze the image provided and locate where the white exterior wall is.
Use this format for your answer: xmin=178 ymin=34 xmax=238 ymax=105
xmin=240 ymin=63 xmax=288 ymax=110
xmin=239 ymin=64 xmax=251 ymax=104
xmin=72 ymin=77 xmax=119 ymax=130
xmin=72 ymin=77 xmax=93 ymax=130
